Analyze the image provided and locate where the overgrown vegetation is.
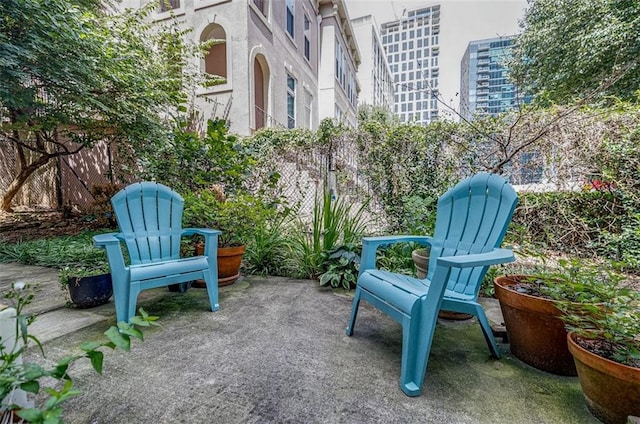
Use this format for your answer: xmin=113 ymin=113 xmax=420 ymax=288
xmin=0 ymin=231 xmax=108 ymax=269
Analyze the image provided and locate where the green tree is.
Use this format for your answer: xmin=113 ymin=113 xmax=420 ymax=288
xmin=0 ymin=0 xmax=193 ymax=211
xmin=512 ymin=0 xmax=640 ymax=105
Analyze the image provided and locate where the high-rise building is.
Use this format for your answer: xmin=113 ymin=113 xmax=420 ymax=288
xmin=460 ymin=36 xmax=526 ymax=120
xmin=380 ymin=5 xmax=441 ymax=125
xmin=318 ymin=0 xmax=361 ymax=128
xmin=350 ymin=15 xmax=394 ymax=112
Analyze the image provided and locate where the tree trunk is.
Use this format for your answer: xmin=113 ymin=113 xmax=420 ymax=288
xmin=1 ymin=152 xmax=52 ymax=212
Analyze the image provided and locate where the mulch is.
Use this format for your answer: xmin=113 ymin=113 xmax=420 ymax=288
xmin=0 ymin=209 xmax=100 ymax=244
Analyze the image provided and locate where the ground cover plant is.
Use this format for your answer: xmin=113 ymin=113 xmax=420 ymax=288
xmin=0 ymin=231 xmax=109 ymax=270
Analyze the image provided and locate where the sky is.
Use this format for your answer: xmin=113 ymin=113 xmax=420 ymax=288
xmin=344 ymin=0 xmax=528 ymax=115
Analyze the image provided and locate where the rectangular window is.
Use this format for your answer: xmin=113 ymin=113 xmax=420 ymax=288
xmin=286 ymin=0 xmax=294 ymax=38
xmin=287 ymin=73 xmax=296 ymax=129
xmin=304 ymin=15 xmax=311 ymax=60
xmin=159 ymin=0 xmax=180 ymax=12
xmin=335 ymin=40 xmax=341 ymax=79
xmin=253 ymin=0 xmax=266 ymax=16
xmin=304 ymin=89 xmax=312 ymax=129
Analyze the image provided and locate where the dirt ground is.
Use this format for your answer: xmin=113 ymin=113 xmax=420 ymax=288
xmin=0 ymin=209 xmax=101 ymax=244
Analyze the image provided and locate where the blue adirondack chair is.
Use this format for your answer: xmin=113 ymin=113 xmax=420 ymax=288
xmin=93 ymin=182 xmax=221 ymax=323
xmin=346 ymin=173 xmax=518 ymax=396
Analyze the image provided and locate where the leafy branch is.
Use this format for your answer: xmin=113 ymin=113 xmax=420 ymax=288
xmin=0 ymin=283 xmax=159 ymax=424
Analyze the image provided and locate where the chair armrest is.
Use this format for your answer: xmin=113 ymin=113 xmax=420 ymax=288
xmin=93 ymin=232 xmax=123 ymax=247
xmin=437 ymin=248 xmax=515 ymax=269
xmin=182 ymin=228 xmax=221 ymax=257
xmin=93 ymin=233 xmax=127 ymax=277
xmin=359 ymin=235 xmax=433 ymax=276
xmin=182 ymin=228 xmax=222 ymax=237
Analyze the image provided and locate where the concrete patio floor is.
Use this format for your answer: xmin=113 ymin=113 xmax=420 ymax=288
xmin=0 ymin=263 xmax=599 ymax=423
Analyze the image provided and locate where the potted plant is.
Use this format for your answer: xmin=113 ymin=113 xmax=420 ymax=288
xmin=184 ymin=187 xmax=265 ymax=286
xmin=494 ymin=257 xmax=614 ymax=376
xmin=59 ymin=264 xmax=113 ymax=308
xmin=560 ymin=272 xmax=640 ymax=424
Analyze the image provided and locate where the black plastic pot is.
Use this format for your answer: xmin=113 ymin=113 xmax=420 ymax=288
xmin=67 ymin=273 xmax=113 ymax=308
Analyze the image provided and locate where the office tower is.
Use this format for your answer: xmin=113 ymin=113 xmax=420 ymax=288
xmin=380 ymin=5 xmax=441 ymax=125
xmin=460 ymin=36 xmax=525 ymax=120
xmin=351 ymin=14 xmax=394 ymax=112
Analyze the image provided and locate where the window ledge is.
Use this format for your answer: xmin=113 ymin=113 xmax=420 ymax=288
xmin=153 ymin=8 xmax=186 ymax=22
xmin=285 ymin=32 xmax=296 ymax=48
xmin=198 ymin=82 xmax=233 ymax=96
xmin=195 ymin=0 xmax=231 ymax=11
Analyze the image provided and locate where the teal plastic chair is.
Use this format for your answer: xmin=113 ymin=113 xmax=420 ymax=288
xmin=93 ymin=182 xmax=221 ymax=323
xmin=346 ymin=173 xmax=518 ymax=396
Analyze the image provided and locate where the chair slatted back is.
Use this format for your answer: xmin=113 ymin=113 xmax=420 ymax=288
xmin=111 ymin=182 xmax=184 ymax=265
xmin=427 ymin=173 xmax=518 ymax=295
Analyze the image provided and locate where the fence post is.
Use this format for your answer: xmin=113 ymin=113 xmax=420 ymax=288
xmin=56 ymin=152 xmax=63 ymax=210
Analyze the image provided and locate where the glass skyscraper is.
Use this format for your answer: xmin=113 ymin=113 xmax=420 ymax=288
xmin=460 ymin=36 xmax=527 ymax=120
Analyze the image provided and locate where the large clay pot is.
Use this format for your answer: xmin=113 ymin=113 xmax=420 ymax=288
xmin=494 ymin=275 xmax=577 ymax=376
xmin=193 ymin=243 xmax=246 ymax=287
xmin=413 ymin=247 xmax=472 ymax=321
xmin=67 ymin=273 xmax=113 ymax=308
xmin=411 ymin=248 xmax=430 ymax=279
xmin=568 ymin=333 xmax=640 ymax=424
xmin=216 ymin=245 xmax=246 ymax=286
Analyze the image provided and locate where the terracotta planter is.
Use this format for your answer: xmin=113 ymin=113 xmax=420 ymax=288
xmin=193 ymin=243 xmax=246 ymax=287
xmin=412 ymin=248 xmax=472 ymax=321
xmin=411 ymin=248 xmax=430 ymax=279
xmin=216 ymin=245 xmax=246 ymax=286
xmin=568 ymin=333 xmax=640 ymax=424
xmin=494 ymin=275 xmax=577 ymax=376
xmin=67 ymin=273 xmax=113 ymax=308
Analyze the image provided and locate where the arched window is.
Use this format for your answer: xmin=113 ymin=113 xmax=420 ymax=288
xmin=253 ymin=55 xmax=269 ymax=130
xmin=201 ymin=25 xmax=227 ymax=80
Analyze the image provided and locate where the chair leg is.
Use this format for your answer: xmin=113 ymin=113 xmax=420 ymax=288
xmin=203 ymin=270 xmax=219 ymax=312
xmin=127 ymin=285 xmax=141 ymax=324
xmin=474 ymin=305 xmax=501 ymax=358
xmin=110 ymin=275 xmax=130 ymax=324
xmin=345 ymin=286 xmax=362 ymax=336
xmin=399 ymin=312 xmax=430 ymax=397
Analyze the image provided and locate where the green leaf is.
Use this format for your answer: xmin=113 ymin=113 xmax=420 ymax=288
xmin=20 ymin=380 xmax=40 ymax=394
xmin=119 ymin=326 xmax=144 ymax=341
xmin=86 ymin=350 xmax=104 ymax=374
xmin=17 ymin=408 xmax=44 ymax=422
xmin=104 ymin=326 xmax=131 ymax=351
xmin=51 ymin=362 xmax=70 ymax=380
xmin=80 ymin=341 xmax=102 ymax=352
